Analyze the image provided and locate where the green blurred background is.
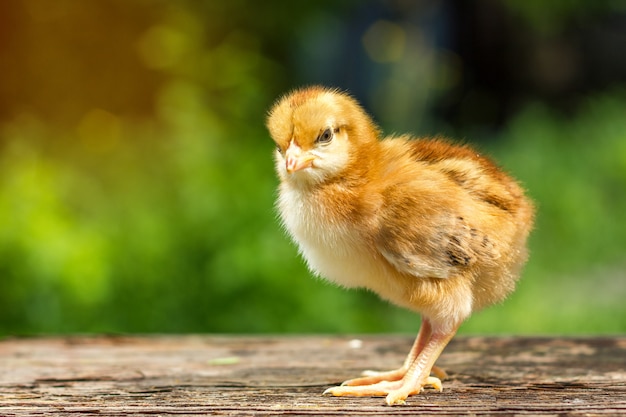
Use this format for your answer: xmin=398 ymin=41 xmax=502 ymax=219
xmin=0 ymin=1 xmax=625 ymax=336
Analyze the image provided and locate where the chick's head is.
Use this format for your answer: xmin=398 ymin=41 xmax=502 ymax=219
xmin=266 ymin=86 xmax=378 ymax=185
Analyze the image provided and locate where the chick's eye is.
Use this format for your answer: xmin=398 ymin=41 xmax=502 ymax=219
xmin=316 ymin=128 xmax=333 ymax=144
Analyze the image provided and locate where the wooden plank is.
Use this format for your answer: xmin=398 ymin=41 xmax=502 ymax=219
xmin=1 ymin=335 xmax=625 ymax=415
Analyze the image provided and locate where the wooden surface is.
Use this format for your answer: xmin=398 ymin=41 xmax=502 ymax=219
xmin=1 ymin=335 xmax=625 ymax=416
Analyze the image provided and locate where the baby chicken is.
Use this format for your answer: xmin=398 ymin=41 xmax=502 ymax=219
xmin=266 ymin=86 xmax=534 ymax=406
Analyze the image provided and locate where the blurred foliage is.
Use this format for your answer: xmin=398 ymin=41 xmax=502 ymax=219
xmin=504 ymin=0 xmax=626 ymax=33
xmin=465 ymin=91 xmax=626 ymax=334
xmin=0 ymin=1 xmax=624 ymax=336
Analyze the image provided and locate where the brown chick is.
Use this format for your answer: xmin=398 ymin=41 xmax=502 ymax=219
xmin=266 ymin=86 xmax=534 ymax=406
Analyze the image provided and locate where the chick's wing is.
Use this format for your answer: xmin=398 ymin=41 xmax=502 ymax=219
xmin=374 ymin=206 xmax=479 ymax=279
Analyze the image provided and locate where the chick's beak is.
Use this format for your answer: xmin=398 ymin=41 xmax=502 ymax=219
xmin=285 ymin=141 xmax=315 ymax=173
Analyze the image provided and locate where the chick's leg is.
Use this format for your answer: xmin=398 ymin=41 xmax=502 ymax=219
xmin=384 ymin=328 xmax=456 ymax=405
xmin=324 ymin=322 xmax=458 ymax=406
xmin=341 ymin=318 xmax=446 ymax=387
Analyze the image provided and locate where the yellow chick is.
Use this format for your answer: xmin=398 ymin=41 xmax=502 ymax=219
xmin=266 ymin=86 xmax=534 ymax=405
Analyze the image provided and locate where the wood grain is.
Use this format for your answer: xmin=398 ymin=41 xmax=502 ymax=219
xmin=1 ymin=335 xmax=625 ymax=415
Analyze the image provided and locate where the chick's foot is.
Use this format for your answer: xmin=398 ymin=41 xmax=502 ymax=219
xmin=324 ymin=375 xmax=443 ymax=406
xmin=342 ymin=364 xmax=448 ymax=387
xmin=342 ymin=319 xmax=448 ymax=388
xmin=327 ymin=323 xmax=458 ymax=405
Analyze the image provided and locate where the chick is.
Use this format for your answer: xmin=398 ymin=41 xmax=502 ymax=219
xmin=266 ymin=86 xmax=534 ymax=406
